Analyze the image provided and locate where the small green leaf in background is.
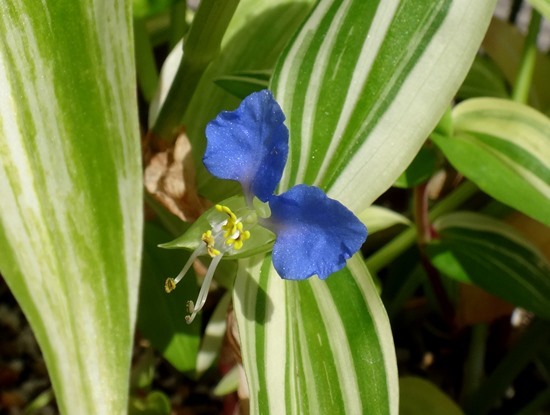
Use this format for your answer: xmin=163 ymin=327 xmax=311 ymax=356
xmin=133 ymin=0 xmax=181 ymax=19
xmin=394 ymin=146 xmax=439 ymax=188
xmin=483 ymin=18 xmax=550 ymax=112
xmin=357 ymin=205 xmax=411 ymax=234
xmin=129 ymin=391 xmax=171 ymax=415
xmin=400 ymin=377 xmax=464 ymax=415
xmin=214 ymin=70 xmax=271 ymax=99
xmin=427 ymin=212 xmax=550 ymax=318
xmin=139 ymin=223 xmax=200 ymax=373
xmin=432 ymin=98 xmax=550 ymax=227
xmin=457 ymin=55 xmax=510 ymax=100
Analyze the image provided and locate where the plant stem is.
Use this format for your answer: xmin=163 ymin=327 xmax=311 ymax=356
xmin=414 ymin=183 xmax=454 ymax=321
xmin=151 ymin=0 xmax=240 ymax=141
xmin=511 ymin=9 xmax=541 ymax=104
xmin=365 ymin=181 xmax=478 ymax=274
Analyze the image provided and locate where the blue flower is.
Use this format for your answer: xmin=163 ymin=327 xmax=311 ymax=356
xmin=203 ymin=89 xmax=367 ymax=280
xmin=165 ymin=90 xmax=367 ymax=323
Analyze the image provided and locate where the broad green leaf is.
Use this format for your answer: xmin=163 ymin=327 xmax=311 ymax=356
xmin=427 ymin=212 xmax=550 ymax=318
xmin=272 ymin=0 xmax=497 ymax=212
xmin=234 ymin=253 xmax=398 ymax=414
xmin=0 ymin=2 xmax=141 ymax=414
xmin=432 ymin=98 xmax=550 ymax=227
xmin=400 ymin=377 xmax=464 ymax=415
xmin=138 ymin=223 xmax=200 ymax=373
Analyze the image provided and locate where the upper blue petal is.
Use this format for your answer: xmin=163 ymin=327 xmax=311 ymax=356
xmin=265 ymin=184 xmax=368 ymax=280
xmin=203 ymin=90 xmax=289 ymax=202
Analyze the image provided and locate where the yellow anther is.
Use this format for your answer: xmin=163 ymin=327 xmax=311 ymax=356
xmin=216 ymin=204 xmax=237 ymax=221
xmin=226 ymin=229 xmax=251 ymax=250
xmin=201 ymin=229 xmax=215 ymax=246
xmin=165 ymin=278 xmax=176 ymax=293
xmin=201 ymin=230 xmax=221 ymax=257
xmin=216 ymin=204 xmax=239 ymax=238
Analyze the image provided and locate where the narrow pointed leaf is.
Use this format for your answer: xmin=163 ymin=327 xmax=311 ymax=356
xmin=432 ymin=98 xmax=550 ymax=227
xmin=0 ymin=2 xmax=141 ymax=414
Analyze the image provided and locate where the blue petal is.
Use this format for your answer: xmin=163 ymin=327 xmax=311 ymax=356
xmin=203 ymin=90 xmax=289 ymax=202
xmin=265 ymin=184 xmax=367 ymax=280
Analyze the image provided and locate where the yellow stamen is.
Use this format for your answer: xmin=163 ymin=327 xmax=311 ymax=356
xmin=202 ymin=230 xmax=221 ymax=257
xmin=164 ymin=278 xmax=176 ymax=293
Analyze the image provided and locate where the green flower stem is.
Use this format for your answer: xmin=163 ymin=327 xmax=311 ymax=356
xmin=151 ymin=0 xmax=240 ymax=141
xmin=414 ymin=183 xmax=455 ymax=322
xmin=365 ymin=181 xmax=478 ymax=274
xmin=511 ymin=9 xmax=541 ymax=104
xmin=134 ymin=19 xmax=159 ymax=103
xmin=464 ymin=319 xmax=550 ymax=415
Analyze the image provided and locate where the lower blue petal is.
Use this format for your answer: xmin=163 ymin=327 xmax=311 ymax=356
xmin=265 ymin=184 xmax=367 ymax=280
xmin=203 ymin=90 xmax=288 ymax=202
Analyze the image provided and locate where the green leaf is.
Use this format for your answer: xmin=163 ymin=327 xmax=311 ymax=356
xmin=357 ymin=205 xmax=411 ymax=234
xmin=527 ymin=0 xmax=550 ymax=27
xmin=0 ymin=2 xmax=142 ymax=414
xmin=214 ymin=70 xmax=271 ymax=99
xmin=272 ymin=0 xmax=497 ymax=212
xmin=213 ymin=365 xmax=240 ymax=397
xmin=400 ymin=377 xmax=464 ymax=415
xmin=457 ymin=55 xmax=509 ymax=100
xmin=234 ymin=253 xmax=398 ymax=414
xmin=129 ymin=391 xmax=171 ymax=415
xmin=196 ymin=291 xmax=232 ymax=375
xmin=432 ymin=98 xmax=550 ymax=227
xmin=394 ymin=146 xmax=439 ymax=188
xmin=427 ymin=212 xmax=550 ymax=318
xmin=133 ymin=0 xmax=180 ymax=19
xmin=138 ymin=223 xmax=200 ymax=372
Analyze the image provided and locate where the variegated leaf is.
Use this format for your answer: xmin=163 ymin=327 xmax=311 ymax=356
xmin=432 ymin=97 xmax=550 ymax=227
xmin=235 ymin=0 xmax=496 ymax=413
xmin=0 ymin=2 xmax=141 ymax=414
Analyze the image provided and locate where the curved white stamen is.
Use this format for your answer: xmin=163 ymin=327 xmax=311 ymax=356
xmin=173 ymin=247 xmax=203 ymax=285
xmin=185 ymin=253 xmax=224 ymax=324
